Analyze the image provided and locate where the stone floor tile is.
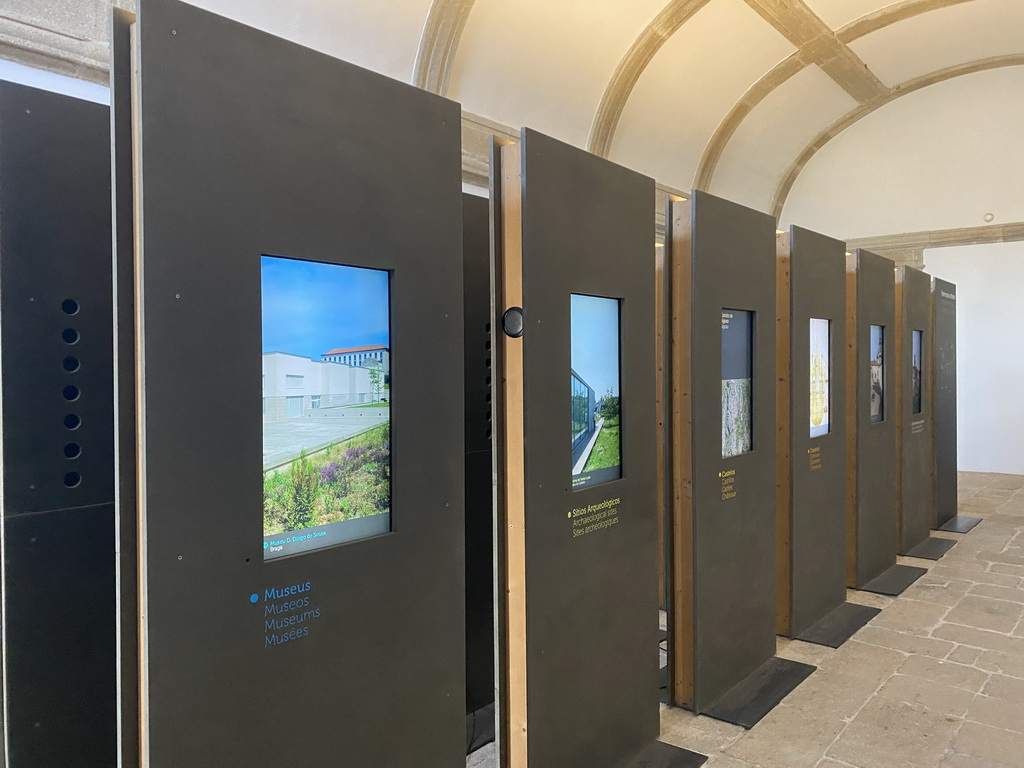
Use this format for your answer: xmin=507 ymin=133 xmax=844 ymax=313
xmin=846 ymin=589 xmax=893 ymax=609
xmin=933 ymin=623 xmax=1024 ymax=656
xmin=941 ymin=751 xmax=1022 ymax=768
xmin=705 ymin=755 xmax=763 ymax=768
xmin=903 ymin=581 xmax=972 ymax=608
xmin=952 ymin=721 xmax=1024 ymax=767
xmin=898 ymin=655 xmax=990 ymax=692
xmin=826 ymin=696 xmax=960 ymax=768
xmin=965 ymin=693 xmax=1024 ymax=734
xmin=985 ymin=476 xmax=1024 ymax=491
xmin=872 ymin=599 xmax=950 ymax=634
xmin=931 ymin=565 xmax=1021 ymax=589
xmin=814 ymin=761 xmax=851 ymax=768
xmin=877 ymin=673 xmax=976 ymax=717
xmin=975 ymin=649 xmax=1024 ymax=679
xmin=856 ymin=625 xmax=955 ymax=658
xmin=972 ymin=489 xmax=1017 ymax=505
xmin=466 ymin=743 xmax=496 ymax=768
xmin=947 ymin=645 xmax=983 ymax=665
xmin=982 ymin=673 xmax=1024 ymax=704
xmin=659 ymin=708 xmax=746 ymax=754
xmin=726 ymin=703 xmax=844 ymax=768
xmin=945 ymin=596 xmax=1024 ymax=634
xmin=968 ymin=583 xmax=1024 ymax=604
xmin=776 ymin=637 xmax=835 ymax=667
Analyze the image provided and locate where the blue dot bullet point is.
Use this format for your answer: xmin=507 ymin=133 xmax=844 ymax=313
xmin=263 ymin=542 xmax=269 ymax=549
xmin=249 ymin=593 xmax=259 ymax=604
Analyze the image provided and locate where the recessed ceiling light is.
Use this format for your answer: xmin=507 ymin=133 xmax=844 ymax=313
xmin=984 ymin=213 xmax=995 ymax=223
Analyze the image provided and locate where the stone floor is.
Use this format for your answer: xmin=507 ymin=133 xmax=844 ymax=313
xmin=658 ymin=471 xmax=1024 ymax=768
xmin=468 ymin=471 xmax=1024 ymax=767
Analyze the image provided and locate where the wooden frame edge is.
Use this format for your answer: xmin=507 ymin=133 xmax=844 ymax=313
xmin=775 ymin=232 xmax=792 ymax=636
xmin=844 ymin=253 xmax=858 ymax=588
xmin=667 ymin=198 xmax=695 ymax=709
xmin=496 ymin=140 xmax=527 ymax=768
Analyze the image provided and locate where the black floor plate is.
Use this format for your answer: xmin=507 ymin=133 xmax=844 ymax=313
xmin=617 ymin=740 xmax=708 ymax=768
xmin=701 ymin=657 xmax=816 ymax=729
xmin=795 ymin=602 xmax=881 ymax=648
xmin=906 ymin=536 xmax=957 ymax=561
xmin=859 ymin=563 xmax=927 ymax=596
xmin=939 ymin=515 xmax=982 ymax=534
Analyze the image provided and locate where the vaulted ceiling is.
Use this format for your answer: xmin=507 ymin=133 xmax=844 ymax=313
xmin=7 ymin=0 xmax=1023 ymax=224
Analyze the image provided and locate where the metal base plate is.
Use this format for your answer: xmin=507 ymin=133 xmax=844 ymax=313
xmin=702 ymin=657 xmax=816 ymax=729
xmin=859 ymin=564 xmax=927 ymax=596
xmin=906 ymin=536 xmax=957 ymax=561
xmin=795 ymin=602 xmax=881 ymax=648
xmin=939 ymin=515 xmax=982 ymax=534
xmin=617 ymin=741 xmax=708 ymax=768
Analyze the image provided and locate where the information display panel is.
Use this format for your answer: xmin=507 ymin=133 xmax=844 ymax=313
xmin=777 ymin=227 xmax=854 ymax=642
xmin=869 ymin=325 xmax=885 ymax=423
xmin=667 ymin=191 xmax=807 ymax=720
xmin=113 ymin=2 xmax=465 ymax=765
xmin=809 ymin=318 xmax=831 ymax=438
xmin=932 ymin=278 xmax=959 ymax=529
xmin=912 ymin=330 xmax=923 ymax=415
xmin=261 ymin=256 xmax=392 ymax=559
xmin=722 ymin=309 xmax=754 ymax=458
xmin=571 ymin=294 xmax=623 ymax=489
xmin=896 ymin=266 xmax=936 ymax=556
xmin=495 ymin=130 xmax=678 ymax=768
xmin=846 ymin=250 xmax=907 ymax=590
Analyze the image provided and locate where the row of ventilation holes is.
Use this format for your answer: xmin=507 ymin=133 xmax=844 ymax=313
xmin=61 ymin=298 xmax=82 ymax=488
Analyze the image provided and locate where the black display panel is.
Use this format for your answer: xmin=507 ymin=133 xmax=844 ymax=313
xmin=869 ymin=325 xmax=885 ymax=423
xmin=571 ymin=294 xmax=622 ymax=489
xmin=113 ymin=2 xmax=465 ymax=765
xmin=0 ymin=81 xmax=116 ymax=767
xmin=721 ymin=309 xmax=754 ymax=458
xmin=261 ymin=255 xmax=392 ymax=559
xmin=809 ymin=318 xmax=830 ymax=438
xmin=912 ymin=329 xmax=923 ymax=415
xmin=496 ymin=129 xmax=662 ymax=768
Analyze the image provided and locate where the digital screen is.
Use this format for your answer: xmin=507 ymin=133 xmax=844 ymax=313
xmin=262 ymin=255 xmax=391 ymax=559
xmin=809 ymin=318 xmax=830 ymax=438
xmin=571 ymin=294 xmax=622 ymax=490
xmin=912 ymin=329 xmax=923 ymax=415
xmin=722 ymin=309 xmax=753 ymax=458
xmin=869 ymin=324 xmax=885 ymax=424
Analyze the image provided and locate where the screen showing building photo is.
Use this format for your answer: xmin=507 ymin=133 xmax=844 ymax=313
xmin=809 ymin=318 xmax=830 ymax=438
xmin=571 ymin=294 xmax=622 ymax=490
xmin=722 ymin=309 xmax=754 ymax=458
xmin=869 ymin=324 xmax=884 ymax=423
xmin=262 ymin=255 xmax=391 ymax=560
xmin=912 ymin=329 xmax=923 ymax=415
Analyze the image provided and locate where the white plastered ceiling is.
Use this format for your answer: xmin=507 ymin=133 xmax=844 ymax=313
xmin=848 ymin=0 xmax=1024 ymax=86
xmin=9 ymin=0 xmax=1024 ymax=238
xmin=782 ymin=67 xmax=1024 ymax=237
xmin=448 ymin=0 xmax=666 ymax=148
xmin=710 ymin=64 xmax=857 ymax=212
xmin=609 ymin=0 xmax=795 ymax=192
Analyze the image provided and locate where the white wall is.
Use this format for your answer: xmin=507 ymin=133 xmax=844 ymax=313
xmin=926 ymin=242 xmax=1024 ymax=474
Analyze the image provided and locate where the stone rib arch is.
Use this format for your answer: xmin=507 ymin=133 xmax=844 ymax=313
xmin=413 ymin=0 xmax=477 ymax=94
xmin=693 ymin=0 xmax=975 ymax=191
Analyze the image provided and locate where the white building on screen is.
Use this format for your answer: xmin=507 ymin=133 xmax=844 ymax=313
xmin=262 ymin=352 xmax=377 ymax=422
